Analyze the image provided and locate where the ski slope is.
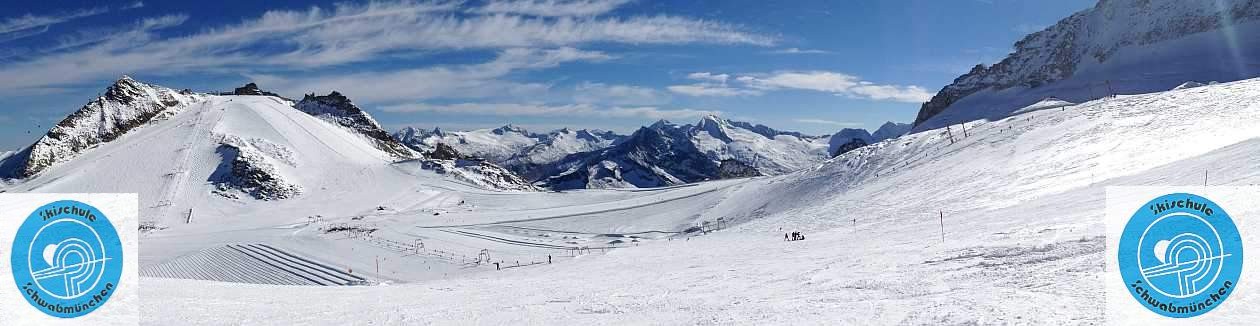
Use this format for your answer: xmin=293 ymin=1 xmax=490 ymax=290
xmin=135 ymin=77 xmax=1260 ymax=323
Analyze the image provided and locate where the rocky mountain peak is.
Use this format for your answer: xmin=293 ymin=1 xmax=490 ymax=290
xmin=4 ymin=76 xmax=203 ymax=178
xmin=296 ymin=91 xmax=416 ymax=160
xmin=232 ymin=82 xmax=284 ymax=97
xmin=912 ymin=0 xmax=1260 ymax=131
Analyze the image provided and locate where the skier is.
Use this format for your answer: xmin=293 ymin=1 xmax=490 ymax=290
xmin=548 ymin=255 xmax=552 ymax=264
xmin=784 ymin=233 xmax=790 ymax=241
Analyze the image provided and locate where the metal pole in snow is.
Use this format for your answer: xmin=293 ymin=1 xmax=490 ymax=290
xmin=939 ymin=211 xmax=945 ymax=243
xmin=1204 ymin=170 xmax=1209 ymax=187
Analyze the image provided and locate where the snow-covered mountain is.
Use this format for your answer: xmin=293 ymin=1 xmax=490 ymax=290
xmin=394 ymin=124 xmax=545 ymax=163
xmin=0 ymin=77 xmax=538 ymax=225
xmin=0 ymin=76 xmax=206 ymax=179
xmin=540 ymin=115 xmax=831 ymax=189
xmin=913 ymin=0 xmax=1260 ymax=132
xmin=500 ymin=128 xmax=626 ymax=180
xmin=827 ymin=121 xmax=911 ymax=157
xmin=394 ymin=125 xmax=626 ymax=180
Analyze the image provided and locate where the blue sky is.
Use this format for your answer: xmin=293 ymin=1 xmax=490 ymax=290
xmin=0 ymin=0 xmax=1095 ymax=150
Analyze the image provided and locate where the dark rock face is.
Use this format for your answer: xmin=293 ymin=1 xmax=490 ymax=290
xmin=718 ymin=159 xmax=761 ymax=179
xmin=210 ymin=144 xmax=301 ymax=200
xmin=428 ymin=143 xmax=464 ymax=161
xmin=232 ymin=83 xmax=283 ymax=97
xmin=295 ymin=91 xmax=417 ymax=160
xmin=912 ymin=0 xmax=1260 ymax=129
xmin=830 ymin=138 xmax=868 ymax=158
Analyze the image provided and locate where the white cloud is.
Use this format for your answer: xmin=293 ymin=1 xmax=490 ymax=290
xmin=0 ymin=7 xmax=107 ymax=35
xmin=735 ymin=71 xmax=932 ymax=103
xmin=669 ymin=70 xmax=932 ymax=103
xmin=847 ymin=83 xmax=935 ymax=103
xmin=686 ymin=72 xmax=729 ymax=83
xmin=0 ymin=2 xmax=151 ymax=44
xmin=473 ymin=0 xmax=633 ymax=17
xmin=666 ymin=84 xmax=760 ymax=97
xmin=380 ymin=102 xmax=720 ymax=120
xmin=792 ymin=118 xmax=860 ymax=127
xmin=738 ymin=71 xmax=858 ymax=92
xmin=252 ymin=47 xmax=610 ymax=104
xmin=770 ymin=47 xmax=829 ymax=54
xmin=668 ymin=72 xmax=762 ymax=97
xmin=0 ymin=1 xmax=774 ymax=93
xmin=0 ymin=7 xmax=109 ymax=43
xmin=573 ymin=82 xmax=669 ymax=105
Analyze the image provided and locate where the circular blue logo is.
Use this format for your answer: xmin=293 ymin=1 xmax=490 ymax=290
xmin=10 ymin=200 xmax=123 ymax=318
xmin=1118 ymin=193 xmax=1243 ymax=318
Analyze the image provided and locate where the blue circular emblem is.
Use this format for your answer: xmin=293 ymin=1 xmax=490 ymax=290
xmin=1118 ymin=193 xmax=1243 ymax=318
xmin=10 ymin=200 xmax=123 ymax=318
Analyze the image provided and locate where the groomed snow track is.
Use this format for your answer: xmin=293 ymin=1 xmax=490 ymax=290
xmin=141 ymin=243 xmax=368 ymax=286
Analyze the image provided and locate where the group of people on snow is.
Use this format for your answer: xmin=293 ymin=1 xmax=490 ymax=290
xmin=784 ymin=231 xmax=805 ymax=241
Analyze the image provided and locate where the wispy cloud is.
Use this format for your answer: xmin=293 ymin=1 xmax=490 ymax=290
xmin=380 ymin=102 xmax=721 ymax=120
xmin=473 ymin=0 xmax=634 ymax=17
xmin=0 ymin=7 xmax=109 ymax=43
xmin=252 ymin=47 xmax=610 ymax=104
xmin=672 ymin=70 xmax=933 ymax=103
xmin=0 ymin=1 xmax=774 ymax=93
xmin=685 ymin=72 xmax=729 ymax=83
xmin=0 ymin=2 xmax=150 ymax=45
xmin=792 ymin=118 xmax=860 ymax=127
xmin=666 ymin=84 xmax=760 ymax=97
xmin=573 ymin=81 xmax=670 ymax=105
xmin=769 ymin=47 xmax=829 ymax=55
xmin=666 ymin=71 xmax=760 ymax=97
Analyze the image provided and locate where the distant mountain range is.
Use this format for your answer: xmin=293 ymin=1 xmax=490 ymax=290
xmin=396 ymin=116 xmax=912 ymax=189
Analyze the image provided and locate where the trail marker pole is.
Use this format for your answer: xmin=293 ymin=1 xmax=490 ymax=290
xmin=1204 ymin=170 xmax=1209 ymax=187
xmin=961 ymin=123 xmax=968 ymax=138
xmin=939 ymin=211 xmax=945 ymax=243
xmin=945 ymin=127 xmax=955 ymax=144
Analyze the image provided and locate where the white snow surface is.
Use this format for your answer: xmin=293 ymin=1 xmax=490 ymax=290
xmin=127 ymin=78 xmax=1260 ymax=323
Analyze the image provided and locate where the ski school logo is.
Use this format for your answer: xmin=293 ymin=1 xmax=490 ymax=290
xmin=1118 ymin=193 xmax=1243 ymax=318
xmin=10 ymin=200 xmax=123 ymax=318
